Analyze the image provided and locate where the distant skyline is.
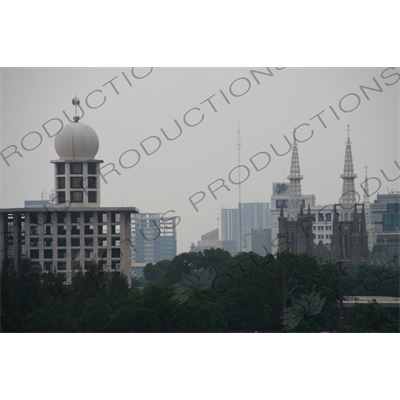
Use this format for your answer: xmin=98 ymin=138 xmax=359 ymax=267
xmin=1 ymin=67 xmax=399 ymax=253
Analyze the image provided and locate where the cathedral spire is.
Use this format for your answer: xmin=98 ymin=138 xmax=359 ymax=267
xmin=287 ymin=132 xmax=303 ymax=221
xmin=361 ymin=204 xmax=367 ymax=234
xmin=353 ymin=204 xmax=359 ymax=232
xmin=340 ymin=125 xmax=357 ymax=220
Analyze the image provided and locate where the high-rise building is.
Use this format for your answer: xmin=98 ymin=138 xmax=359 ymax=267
xmin=220 ymin=202 xmax=271 ymax=254
xmin=131 ymin=213 xmax=177 ymax=263
xmin=371 ymin=192 xmax=400 ymax=234
xmin=0 ymin=98 xmax=139 ymax=284
xmin=190 ymin=229 xmax=236 ymax=255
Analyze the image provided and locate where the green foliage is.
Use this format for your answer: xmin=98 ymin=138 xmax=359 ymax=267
xmin=342 ymin=263 xmax=399 ymax=297
xmin=78 ymin=296 xmax=113 ymax=332
xmin=1 ymin=253 xmax=398 ymax=333
xmin=342 ymin=300 xmax=400 ymax=333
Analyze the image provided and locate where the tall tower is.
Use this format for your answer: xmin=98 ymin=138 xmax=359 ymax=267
xmin=340 ymin=125 xmax=357 ymax=221
xmin=287 ymin=136 xmax=303 ymax=221
xmin=363 ymin=165 xmax=376 ymax=251
xmin=277 ymin=133 xmax=314 ymax=255
xmin=51 ymin=98 xmax=103 ymax=208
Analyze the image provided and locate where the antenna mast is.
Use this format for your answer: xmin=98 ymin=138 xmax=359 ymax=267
xmin=237 ymin=122 xmax=242 ymax=253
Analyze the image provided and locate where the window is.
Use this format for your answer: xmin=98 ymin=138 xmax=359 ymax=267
xmin=71 ymin=238 xmax=80 ymax=246
xmin=57 ymin=262 xmax=66 ymax=270
xmin=58 ymin=177 xmax=65 ymax=189
xmin=318 ymin=213 xmax=324 ymax=222
xmin=71 ymin=177 xmax=83 ymax=188
xmin=98 ymin=213 xmax=107 ymax=223
xmin=71 ymin=212 xmax=80 ymax=224
xmin=325 ymin=213 xmax=332 ymax=222
xmin=44 ymin=262 xmax=52 ymax=271
xmin=71 ymin=250 xmax=80 ymax=259
xmin=70 ymin=163 xmax=83 ymax=174
xmin=85 ymin=249 xmax=94 ymax=259
xmin=112 ymin=212 xmax=120 ymax=223
xmin=98 ymin=238 xmax=107 ymax=246
xmin=30 ymin=212 xmax=39 ymax=224
xmin=99 ymin=248 xmax=107 ymax=259
xmin=88 ymin=191 xmax=97 ymax=203
xmin=44 ymin=250 xmax=53 ymax=259
xmin=57 ymin=212 xmax=66 ymax=224
xmin=98 ymin=225 xmax=107 ymax=234
xmin=87 ymin=177 xmax=96 ymax=188
xmin=85 ymin=225 xmax=94 ymax=234
xmin=58 ymin=250 xmax=66 ymax=258
xmin=71 ymin=191 xmax=83 ymax=203
xmin=111 ymin=248 xmax=121 ymax=258
xmin=57 ymin=163 xmax=65 ymax=175
xmin=57 ymin=191 xmax=66 ymax=204
xmin=30 ymin=250 xmax=39 ymax=259
xmin=344 ymin=235 xmax=349 ymax=258
xmin=43 ymin=212 xmax=52 ymax=224
xmin=88 ymin=162 xmax=97 ymax=174
xmin=58 ymin=238 xmax=66 ymax=247
xmin=84 ymin=212 xmax=94 ymax=223
xmin=71 ymin=225 xmax=80 ymax=235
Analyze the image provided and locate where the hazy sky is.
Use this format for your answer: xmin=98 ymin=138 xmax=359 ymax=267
xmin=1 ymin=67 xmax=399 ymax=253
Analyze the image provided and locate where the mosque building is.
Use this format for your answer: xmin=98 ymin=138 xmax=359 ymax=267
xmin=0 ymin=98 xmax=139 ymax=284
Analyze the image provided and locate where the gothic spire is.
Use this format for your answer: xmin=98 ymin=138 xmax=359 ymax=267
xmin=287 ymin=133 xmax=303 ymax=221
xmin=340 ymin=125 xmax=357 ymax=220
xmin=361 ymin=204 xmax=367 ymax=234
xmin=353 ymin=204 xmax=359 ymax=232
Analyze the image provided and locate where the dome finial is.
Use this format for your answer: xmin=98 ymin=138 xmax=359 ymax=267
xmin=72 ymin=96 xmax=82 ymax=122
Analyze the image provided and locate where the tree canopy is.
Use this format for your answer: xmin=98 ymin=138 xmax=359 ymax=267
xmin=1 ymin=250 xmax=398 ymax=333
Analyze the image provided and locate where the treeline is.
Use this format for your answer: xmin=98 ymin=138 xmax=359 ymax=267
xmin=1 ymin=250 xmax=399 ymax=332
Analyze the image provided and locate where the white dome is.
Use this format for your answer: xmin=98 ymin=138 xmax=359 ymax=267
xmin=54 ymin=122 xmax=99 ymax=159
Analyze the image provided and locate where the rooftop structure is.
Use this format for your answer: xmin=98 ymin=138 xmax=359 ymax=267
xmin=1 ymin=98 xmax=139 ymax=284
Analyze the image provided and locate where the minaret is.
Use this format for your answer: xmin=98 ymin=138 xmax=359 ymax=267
xmin=340 ymin=125 xmax=357 ymax=221
xmin=363 ymin=165 xmax=376 ymax=251
xmin=51 ymin=97 xmax=104 ymax=208
xmin=287 ymin=135 xmax=303 ymax=221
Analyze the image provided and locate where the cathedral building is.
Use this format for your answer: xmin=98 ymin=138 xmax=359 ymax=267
xmin=1 ymin=98 xmax=139 ymax=284
xmin=277 ymin=127 xmax=369 ymax=264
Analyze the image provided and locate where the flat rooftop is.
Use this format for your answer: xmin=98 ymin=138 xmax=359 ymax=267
xmin=343 ymin=296 xmax=400 ymax=308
